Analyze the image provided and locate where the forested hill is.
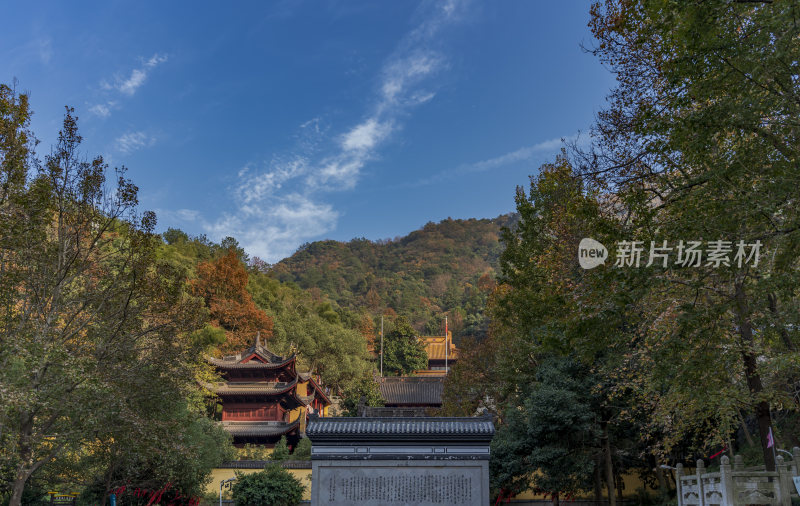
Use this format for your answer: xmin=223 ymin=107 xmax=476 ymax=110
xmin=270 ymin=214 xmax=517 ymax=340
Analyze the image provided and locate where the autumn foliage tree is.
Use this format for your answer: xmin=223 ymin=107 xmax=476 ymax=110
xmin=579 ymin=0 xmax=800 ymax=471
xmin=191 ymin=249 xmax=273 ymax=352
xmin=0 ymin=88 xmax=226 ymax=506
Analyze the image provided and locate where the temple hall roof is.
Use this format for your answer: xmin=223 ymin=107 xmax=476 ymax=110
xmin=207 ymin=356 xmax=296 ymax=369
xmin=221 ymin=420 xmax=301 ymax=437
xmin=378 ymin=376 xmax=443 ymax=406
xmin=207 ymin=332 xmax=296 ymax=369
xmin=212 ymin=377 xmax=299 ymax=396
xmin=419 ymin=333 xmax=458 ymax=361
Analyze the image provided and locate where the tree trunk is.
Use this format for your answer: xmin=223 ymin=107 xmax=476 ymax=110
xmin=551 ymin=492 xmax=559 ymax=506
xmin=735 ymin=282 xmax=775 ymax=471
xmin=602 ymin=421 xmax=616 ymax=506
xmin=768 ymin=292 xmax=794 ymax=351
xmin=655 ymin=463 xmax=667 ymax=494
xmin=593 ymin=452 xmax=604 ymax=503
xmin=9 ymin=413 xmax=34 ymax=506
xmin=738 ymin=411 xmax=756 ymax=447
xmin=9 ymin=473 xmax=27 ymax=506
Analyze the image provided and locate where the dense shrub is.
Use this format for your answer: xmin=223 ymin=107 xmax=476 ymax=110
xmin=231 ymin=465 xmax=304 ymax=506
xmin=271 ymin=436 xmax=290 ymax=461
xmin=292 ymin=437 xmax=312 ymax=460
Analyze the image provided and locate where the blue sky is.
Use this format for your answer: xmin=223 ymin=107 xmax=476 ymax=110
xmin=3 ymin=1 xmax=614 ymax=262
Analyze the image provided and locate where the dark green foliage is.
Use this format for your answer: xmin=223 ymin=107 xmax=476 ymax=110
xmin=271 ymin=436 xmax=290 ymax=461
xmin=247 ymin=273 xmax=372 ymax=392
xmin=189 ymin=324 xmax=227 ymax=350
xmin=583 ymin=0 xmax=800 ymax=470
xmin=0 ymin=481 xmax=47 ymax=506
xmin=340 ymin=374 xmax=385 ymax=416
xmin=76 ymin=399 xmax=235 ymax=504
xmin=491 ymin=357 xmax=597 ymax=502
xmin=382 ymin=316 xmax=428 ymax=376
xmin=292 ymin=438 xmax=312 ymax=460
xmin=0 ymin=88 xmax=225 ymax=505
xmin=231 ymin=464 xmax=304 ymax=506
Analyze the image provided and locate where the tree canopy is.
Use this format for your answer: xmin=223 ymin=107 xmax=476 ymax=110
xmin=381 ymin=316 xmax=428 ymax=376
xmin=0 ymin=87 xmax=231 ymax=506
xmin=191 ymin=248 xmax=273 ymax=353
xmin=577 ymin=0 xmax=800 ymax=471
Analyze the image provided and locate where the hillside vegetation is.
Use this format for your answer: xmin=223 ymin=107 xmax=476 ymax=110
xmin=158 ymin=229 xmax=374 ymax=391
xmin=271 ymin=214 xmax=516 ymax=340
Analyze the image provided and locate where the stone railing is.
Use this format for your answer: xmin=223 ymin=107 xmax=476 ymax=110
xmin=676 ymin=448 xmax=800 ymax=506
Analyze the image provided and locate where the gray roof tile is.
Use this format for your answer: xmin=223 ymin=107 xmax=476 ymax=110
xmin=221 ymin=420 xmax=300 ymax=437
xmin=378 ymin=377 xmax=443 ymax=406
xmin=306 ymin=415 xmax=494 ymax=442
xmin=212 ymin=377 xmax=298 ymax=396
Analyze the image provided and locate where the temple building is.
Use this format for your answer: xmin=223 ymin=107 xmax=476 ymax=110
xmin=358 ymin=376 xmax=444 ymax=417
xmin=209 ymin=334 xmax=330 ymax=447
xmin=415 ymin=330 xmax=458 ymax=376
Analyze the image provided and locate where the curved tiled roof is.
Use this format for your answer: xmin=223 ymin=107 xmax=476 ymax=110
xmin=207 ymin=334 xmax=297 ymax=369
xmin=212 ymin=377 xmax=298 ymax=396
xmin=420 ymin=333 xmax=457 ymax=361
xmin=207 ymin=354 xmax=296 ymax=370
xmin=379 ymin=376 xmax=443 ymax=406
xmin=221 ymin=420 xmax=300 ymax=437
xmin=306 ymin=415 xmax=494 ymax=442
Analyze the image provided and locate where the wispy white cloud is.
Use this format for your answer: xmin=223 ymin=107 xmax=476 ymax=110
xmin=175 ymin=209 xmax=200 ymax=222
xmin=6 ymin=37 xmax=54 ymax=68
xmin=107 ymin=53 xmax=168 ymax=96
xmin=299 ymin=117 xmax=322 ymax=133
xmin=202 ymin=193 xmax=339 ymax=262
xmin=89 ymin=101 xmax=116 ymax=118
xmin=92 ymin=53 xmax=167 ymax=117
xmin=37 ymin=38 xmax=53 ymax=64
xmin=187 ymin=0 xmax=470 ymax=261
xmin=341 ymin=118 xmax=393 ymax=152
xmin=114 ymin=131 xmax=156 ymax=154
xmin=467 ymin=136 xmax=567 ymax=173
xmin=409 ymin=134 xmax=575 ymax=188
xmin=236 ymin=158 xmax=310 ymax=204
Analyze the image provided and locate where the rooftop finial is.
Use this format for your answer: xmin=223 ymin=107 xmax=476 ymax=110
xmin=256 ymin=331 xmax=261 ymax=348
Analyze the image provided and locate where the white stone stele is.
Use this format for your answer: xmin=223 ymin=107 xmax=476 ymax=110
xmin=311 ymin=460 xmax=489 ymax=506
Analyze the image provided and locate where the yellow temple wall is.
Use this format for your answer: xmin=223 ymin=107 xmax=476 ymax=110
xmin=511 ymin=471 xmax=652 ymax=501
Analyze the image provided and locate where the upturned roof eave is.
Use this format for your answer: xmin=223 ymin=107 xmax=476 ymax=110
xmin=207 ymin=353 xmax=297 ymax=370
xmin=222 ymin=419 xmax=301 ymax=437
xmin=212 ymin=377 xmax=299 ymax=396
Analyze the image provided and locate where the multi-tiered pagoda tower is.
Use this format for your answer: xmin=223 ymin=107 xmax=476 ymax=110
xmin=209 ymin=334 xmax=330 ymax=448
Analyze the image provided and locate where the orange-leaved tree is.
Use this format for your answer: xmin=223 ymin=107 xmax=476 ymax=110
xmin=191 ymin=248 xmax=273 ymax=353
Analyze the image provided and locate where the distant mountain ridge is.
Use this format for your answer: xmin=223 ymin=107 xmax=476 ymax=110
xmin=270 ymin=214 xmax=517 ymax=340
